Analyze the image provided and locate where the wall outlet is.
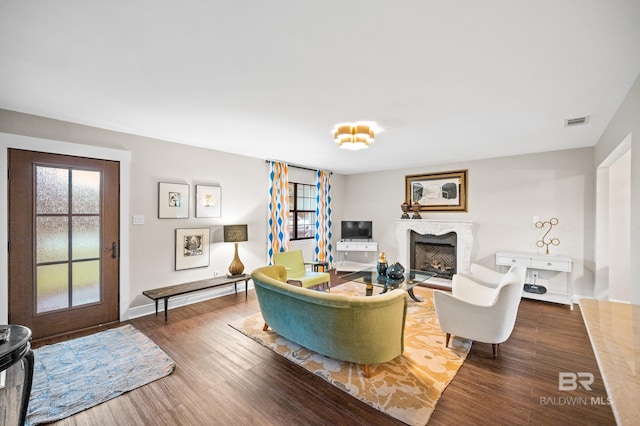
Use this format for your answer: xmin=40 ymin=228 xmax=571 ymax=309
xmin=214 ymin=270 xmax=220 ymax=277
xmin=532 ymin=215 xmax=539 ymax=225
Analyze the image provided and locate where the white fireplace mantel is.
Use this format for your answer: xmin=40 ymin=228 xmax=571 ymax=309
xmin=395 ymin=219 xmax=474 ymax=275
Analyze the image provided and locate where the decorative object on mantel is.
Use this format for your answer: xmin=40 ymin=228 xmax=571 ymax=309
xmin=400 ymin=202 xmax=410 ymax=219
xmin=377 ymin=252 xmax=388 ymax=277
xmin=332 ymin=121 xmax=381 ymax=150
xmin=405 ymin=170 xmax=468 ymax=212
xmin=411 ymin=200 xmax=422 ymax=219
xmin=535 ymin=217 xmax=560 ymax=254
xmin=224 ymin=224 xmax=248 ymax=277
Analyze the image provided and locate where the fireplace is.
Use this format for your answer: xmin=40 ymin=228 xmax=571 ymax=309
xmin=411 ymin=232 xmax=457 ymax=279
xmin=396 ymin=220 xmax=473 ymax=282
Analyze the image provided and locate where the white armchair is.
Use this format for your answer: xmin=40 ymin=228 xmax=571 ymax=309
xmin=457 ymin=263 xmax=507 ymax=289
xmin=433 ymin=265 xmax=527 ymax=358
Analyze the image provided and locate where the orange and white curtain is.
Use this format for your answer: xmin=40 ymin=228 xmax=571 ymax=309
xmin=267 ymin=161 xmax=290 ymax=264
xmin=314 ymin=169 xmax=333 ymax=268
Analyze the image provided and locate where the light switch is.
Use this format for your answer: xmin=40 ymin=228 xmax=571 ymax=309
xmin=132 ymin=215 xmax=145 ymax=225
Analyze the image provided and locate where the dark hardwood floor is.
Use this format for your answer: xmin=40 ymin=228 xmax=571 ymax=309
xmin=3 ymin=272 xmax=616 ymax=425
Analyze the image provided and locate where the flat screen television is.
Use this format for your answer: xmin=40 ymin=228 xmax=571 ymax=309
xmin=341 ymin=221 xmax=373 ymax=240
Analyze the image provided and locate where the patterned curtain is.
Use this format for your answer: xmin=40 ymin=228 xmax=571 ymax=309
xmin=314 ymin=170 xmax=333 ymax=269
xmin=267 ymin=161 xmax=290 ymax=264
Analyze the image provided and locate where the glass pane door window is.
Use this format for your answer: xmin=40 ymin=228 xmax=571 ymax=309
xmin=35 ymin=166 xmax=102 ymax=313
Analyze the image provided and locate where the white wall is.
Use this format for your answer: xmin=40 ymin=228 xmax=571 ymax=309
xmin=342 ymin=148 xmax=596 ymax=297
xmin=0 ymin=110 xmax=317 ymax=316
xmin=2 ymin=100 xmax=629 ymax=313
xmin=595 ymin=72 xmax=640 ymax=304
xmin=608 ymin=149 xmax=631 ymax=302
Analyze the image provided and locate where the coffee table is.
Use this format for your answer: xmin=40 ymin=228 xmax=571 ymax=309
xmin=339 ymin=267 xmax=437 ymax=302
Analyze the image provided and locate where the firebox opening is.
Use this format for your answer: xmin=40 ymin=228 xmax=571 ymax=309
xmin=415 ymin=242 xmax=455 ymax=279
xmin=410 ymin=231 xmax=457 ymax=280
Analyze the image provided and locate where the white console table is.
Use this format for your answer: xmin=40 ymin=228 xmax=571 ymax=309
xmin=336 ymin=240 xmax=378 ymax=271
xmin=496 ymin=251 xmax=573 ymax=309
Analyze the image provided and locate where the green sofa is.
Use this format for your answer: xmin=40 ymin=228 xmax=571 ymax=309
xmin=250 ymin=265 xmax=408 ymax=377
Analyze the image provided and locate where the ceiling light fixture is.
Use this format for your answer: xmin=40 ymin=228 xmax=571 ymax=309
xmin=332 ymin=122 xmax=378 ymax=150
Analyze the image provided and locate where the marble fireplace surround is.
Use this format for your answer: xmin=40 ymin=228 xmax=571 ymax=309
xmin=395 ymin=220 xmax=474 ymax=280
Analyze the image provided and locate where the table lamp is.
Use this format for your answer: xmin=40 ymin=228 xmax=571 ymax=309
xmin=223 ymin=224 xmax=248 ymax=277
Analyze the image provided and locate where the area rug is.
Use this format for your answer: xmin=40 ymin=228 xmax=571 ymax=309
xmin=229 ymin=284 xmax=471 ymax=425
xmin=26 ymin=324 xmax=175 ymax=426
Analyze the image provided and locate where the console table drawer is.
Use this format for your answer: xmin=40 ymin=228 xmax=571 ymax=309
xmin=336 ymin=242 xmax=377 ymax=252
xmin=530 ymin=259 xmax=571 ymax=272
xmin=496 ymin=255 xmax=530 ymax=267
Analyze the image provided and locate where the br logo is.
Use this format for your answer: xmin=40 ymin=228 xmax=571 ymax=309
xmin=559 ymin=372 xmax=594 ymax=391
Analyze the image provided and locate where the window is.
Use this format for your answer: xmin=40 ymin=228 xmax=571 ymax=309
xmin=288 ymin=182 xmax=316 ymax=240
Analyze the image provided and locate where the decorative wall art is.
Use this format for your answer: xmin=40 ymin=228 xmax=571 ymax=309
xmin=195 ymin=185 xmax=222 ymax=218
xmin=158 ymin=182 xmax=189 ymax=218
xmin=405 ymin=170 xmax=468 ymax=212
xmin=175 ymin=227 xmax=210 ymax=270
xmin=536 ymin=217 xmax=560 ymax=254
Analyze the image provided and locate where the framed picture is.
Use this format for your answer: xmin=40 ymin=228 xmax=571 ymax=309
xmin=175 ymin=227 xmax=210 ymax=270
xmin=405 ymin=170 xmax=468 ymax=212
xmin=158 ymin=182 xmax=189 ymax=219
xmin=195 ymin=185 xmax=222 ymax=218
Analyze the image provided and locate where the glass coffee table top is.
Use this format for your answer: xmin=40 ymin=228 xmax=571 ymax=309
xmin=339 ymin=267 xmax=436 ymax=302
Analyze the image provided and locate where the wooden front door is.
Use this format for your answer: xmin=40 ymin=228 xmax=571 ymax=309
xmin=8 ymin=149 xmax=120 ymax=339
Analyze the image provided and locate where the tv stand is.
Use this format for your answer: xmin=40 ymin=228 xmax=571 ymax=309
xmin=336 ymin=240 xmax=378 ymax=272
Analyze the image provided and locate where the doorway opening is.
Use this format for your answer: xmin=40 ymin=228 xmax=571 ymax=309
xmin=595 ymin=134 xmax=631 ymax=302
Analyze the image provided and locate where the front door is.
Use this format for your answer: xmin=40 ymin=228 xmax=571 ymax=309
xmin=8 ymin=149 xmax=120 ymax=339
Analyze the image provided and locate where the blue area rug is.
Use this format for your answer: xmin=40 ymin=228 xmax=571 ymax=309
xmin=26 ymin=324 xmax=175 ymax=425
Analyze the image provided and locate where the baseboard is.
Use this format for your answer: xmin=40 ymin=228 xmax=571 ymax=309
xmin=571 ymin=294 xmax=632 ymax=305
xmin=128 ymin=282 xmax=254 ymax=320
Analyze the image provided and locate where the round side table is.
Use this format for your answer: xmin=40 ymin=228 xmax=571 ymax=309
xmin=0 ymin=325 xmax=34 ymax=426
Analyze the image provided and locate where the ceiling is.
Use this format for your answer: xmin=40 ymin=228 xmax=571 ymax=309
xmin=1 ymin=1 xmax=639 ymax=175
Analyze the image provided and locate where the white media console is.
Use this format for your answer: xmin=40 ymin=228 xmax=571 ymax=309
xmin=335 ymin=240 xmax=378 ymax=271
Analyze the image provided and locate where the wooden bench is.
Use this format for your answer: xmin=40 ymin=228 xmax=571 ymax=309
xmin=142 ymin=274 xmax=251 ymax=321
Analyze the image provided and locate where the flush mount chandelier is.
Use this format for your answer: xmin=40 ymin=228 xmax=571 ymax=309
xmin=332 ymin=122 xmax=379 ymax=150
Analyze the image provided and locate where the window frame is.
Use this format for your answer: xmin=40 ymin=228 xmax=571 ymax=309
xmin=288 ymin=182 xmax=316 ymax=241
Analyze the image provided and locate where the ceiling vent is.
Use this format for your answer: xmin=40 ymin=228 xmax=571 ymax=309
xmin=565 ymin=116 xmax=590 ymax=127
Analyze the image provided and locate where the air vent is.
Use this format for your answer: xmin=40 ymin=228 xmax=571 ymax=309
xmin=565 ymin=116 xmax=590 ymax=127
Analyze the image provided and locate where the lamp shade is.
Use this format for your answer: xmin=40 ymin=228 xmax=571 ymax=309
xmin=223 ymin=225 xmax=248 ymax=243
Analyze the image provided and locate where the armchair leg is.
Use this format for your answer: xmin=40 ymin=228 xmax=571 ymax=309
xmin=263 ymin=323 xmax=269 ymax=331
xmin=445 ymin=333 xmax=451 ymax=348
xmin=364 ymin=364 xmax=371 ymax=378
xmin=492 ymin=343 xmax=499 ymax=358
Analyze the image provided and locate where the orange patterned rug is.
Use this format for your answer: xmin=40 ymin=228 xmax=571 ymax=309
xmin=229 ymin=284 xmax=471 ymax=425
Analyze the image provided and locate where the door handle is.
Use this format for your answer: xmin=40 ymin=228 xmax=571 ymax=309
xmin=110 ymin=242 xmax=117 ymax=259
